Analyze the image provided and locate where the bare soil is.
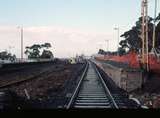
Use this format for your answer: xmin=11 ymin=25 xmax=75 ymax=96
xmin=0 ymin=61 xmax=85 ymax=109
xmin=131 ymin=73 xmax=160 ymax=108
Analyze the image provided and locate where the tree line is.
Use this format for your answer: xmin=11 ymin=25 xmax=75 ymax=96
xmin=120 ymin=13 xmax=160 ymax=54
xmin=98 ymin=13 xmax=160 ymax=56
xmin=0 ymin=42 xmax=54 ymax=62
xmin=0 ymin=51 xmax=16 ymax=62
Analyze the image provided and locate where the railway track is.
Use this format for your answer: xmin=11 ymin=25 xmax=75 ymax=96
xmin=67 ymin=61 xmax=140 ymax=109
xmin=0 ymin=64 xmax=67 ymax=89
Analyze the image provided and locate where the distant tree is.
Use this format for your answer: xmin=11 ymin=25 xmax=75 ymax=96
xmin=155 ymin=13 xmax=160 ymax=22
xmin=156 ymin=22 xmax=160 ymax=48
xmin=118 ymin=47 xmax=126 ymax=56
xmin=0 ymin=51 xmax=8 ymax=60
xmin=0 ymin=51 xmax=16 ymax=62
xmin=25 ymin=43 xmax=54 ymax=59
xmin=98 ymin=49 xmax=106 ymax=55
xmin=98 ymin=49 xmax=119 ymax=56
xmin=10 ymin=54 xmax=16 ymax=62
xmin=120 ymin=16 xmax=155 ymax=53
xmin=25 ymin=44 xmax=41 ymax=59
xmin=41 ymin=43 xmax=51 ymax=49
xmin=120 ymin=26 xmax=142 ymax=53
xmin=156 ymin=13 xmax=160 ymax=49
xmin=41 ymin=50 xmax=53 ymax=59
xmin=40 ymin=43 xmax=53 ymax=59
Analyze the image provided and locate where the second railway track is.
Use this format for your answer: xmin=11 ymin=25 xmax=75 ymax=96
xmin=0 ymin=63 xmax=68 ymax=89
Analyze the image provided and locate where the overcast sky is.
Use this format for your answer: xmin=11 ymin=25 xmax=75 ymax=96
xmin=0 ymin=0 xmax=159 ymax=58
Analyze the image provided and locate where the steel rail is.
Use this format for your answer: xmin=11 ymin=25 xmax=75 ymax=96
xmin=92 ymin=62 xmax=119 ymax=109
xmin=66 ymin=62 xmax=89 ymax=109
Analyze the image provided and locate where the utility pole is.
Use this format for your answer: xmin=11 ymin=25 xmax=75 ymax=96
xmin=152 ymin=0 xmax=157 ymax=50
xmin=141 ymin=0 xmax=149 ymax=71
xmin=141 ymin=0 xmax=145 ymax=65
xmin=18 ymin=26 xmax=24 ymax=62
xmin=114 ymin=27 xmax=120 ymax=56
xmin=145 ymin=0 xmax=149 ymax=72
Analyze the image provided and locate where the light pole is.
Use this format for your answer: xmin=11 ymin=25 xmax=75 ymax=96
xmin=17 ymin=26 xmax=24 ymax=62
xmin=105 ymin=40 xmax=109 ymax=52
xmin=96 ymin=47 xmax=99 ymax=53
xmin=114 ymin=27 xmax=120 ymax=56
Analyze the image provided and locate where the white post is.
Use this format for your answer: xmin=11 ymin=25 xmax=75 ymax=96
xmin=21 ymin=27 xmax=23 ymax=62
xmin=114 ymin=27 xmax=120 ymax=56
xmin=18 ymin=26 xmax=24 ymax=62
xmin=105 ymin=40 xmax=109 ymax=52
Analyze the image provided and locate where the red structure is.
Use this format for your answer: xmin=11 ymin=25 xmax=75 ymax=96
xmin=95 ymin=51 xmax=160 ymax=74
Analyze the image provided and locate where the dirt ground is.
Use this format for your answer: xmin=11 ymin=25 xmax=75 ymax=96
xmin=131 ymin=73 xmax=160 ymax=108
xmin=0 ymin=62 xmax=85 ymax=109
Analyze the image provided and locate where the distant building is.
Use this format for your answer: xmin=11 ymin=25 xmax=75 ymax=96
xmin=69 ymin=58 xmax=76 ymax=64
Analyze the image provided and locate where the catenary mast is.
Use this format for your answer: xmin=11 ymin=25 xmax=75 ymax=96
xmin=141 ymin=0 xmax=149 ymax=71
